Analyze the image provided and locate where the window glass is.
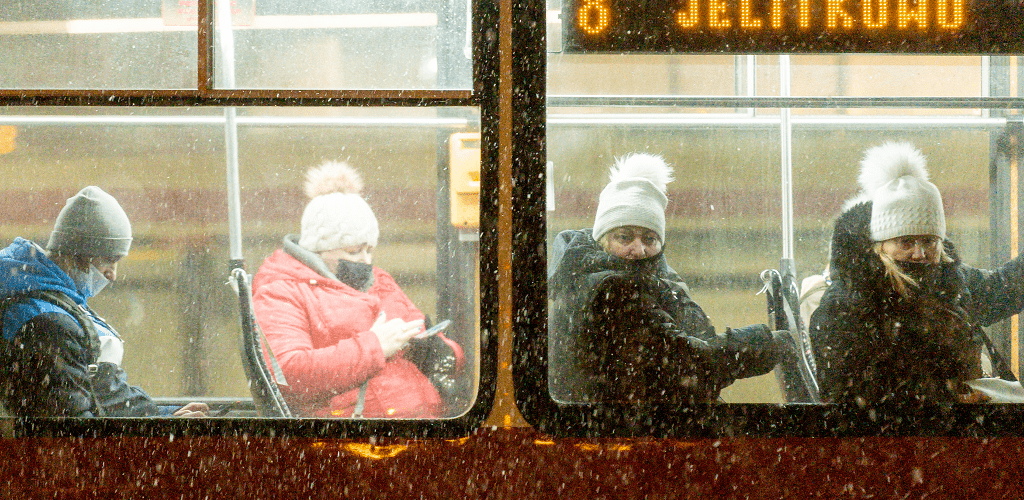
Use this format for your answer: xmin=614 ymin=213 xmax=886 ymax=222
xmin=547 ymin=53 xmax=998 ymax=98
xmin=0 ymin=3 xmax=197 ymax=89
xmin=546 ymin=103 xmax=1022 ymax=406
xmin=0 ymin=105 xmax=481 ymax=419
xmin=543 ymin=8 xmax=1024 ymax=413
xmin=213 ymin=0 xmax=472 ymax=90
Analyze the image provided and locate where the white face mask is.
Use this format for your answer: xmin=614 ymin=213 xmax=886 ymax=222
xmin=70 ymin=264 xmax=110 ymax=298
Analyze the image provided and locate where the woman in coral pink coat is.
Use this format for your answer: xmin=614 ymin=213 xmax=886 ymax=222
xmin=252 ymin=161 xmax=461 ymax=418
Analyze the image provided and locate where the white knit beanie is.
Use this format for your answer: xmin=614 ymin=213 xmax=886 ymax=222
xmin=592 ymin=153 xmax=674 ymax=243
xmin=47 ymin=186 xmax=132 ymax=257
xmin=858 ymin=142 xmax=945 ymax=242
xmin=298 ymin=161 xmax=379 ymax=252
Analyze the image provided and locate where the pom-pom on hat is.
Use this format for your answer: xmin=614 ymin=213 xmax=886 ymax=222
xmin=47 ymin=186 xmax=132 ymax=258
xmin=592 ymin=153 xmax=674 ymax=243
xmin=298 ymin=161 xmax=379 ymax=253
xmin=858 ymin=142 xmax=945 ymax=242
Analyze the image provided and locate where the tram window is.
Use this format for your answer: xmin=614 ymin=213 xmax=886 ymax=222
xmin=212 ymin=0 xmax=472 ymax=90
xmin=0 ymin=3 xmax=197 ymax=89
xmin=530 ymin=6 xmax=1024 ymax=433
xmin=0 ymin=1 xmax=472 ymax=91
xmin=548 ymin=105 xmax=1023 ymax=400
xmin=0 ymin=105 xmax=482 ymax=421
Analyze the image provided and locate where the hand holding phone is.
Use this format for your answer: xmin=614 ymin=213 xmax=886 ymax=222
xmin=415 ymin=319 xmax=451 ymax=339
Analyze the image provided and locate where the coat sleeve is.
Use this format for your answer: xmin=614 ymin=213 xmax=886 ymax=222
xmin=702 ymin=324 xmax=780 ymax=380
xmin=1 ymin=312 xmax=157 ymax=417
xmin=808 ymin=288 xmax=880 ymax=404
xmin=960 ymin=256 xmax=1024 ymax=327
xmin=89 ymin=361 xmax=160 ymax=417
xmin=653 ymin=277 xmax=779 ymax=381
xmin=252 ymin=280 xmax=386 ymax=398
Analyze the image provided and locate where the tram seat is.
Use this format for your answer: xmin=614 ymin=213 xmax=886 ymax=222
xmin=230 ymin=268 xmax=293 ymax=418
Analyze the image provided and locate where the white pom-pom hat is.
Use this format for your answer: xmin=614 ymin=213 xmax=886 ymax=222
xmin=592 ymin=153 xmax=674 ymax=243
xmin=298 ymin=161 xmax=379 ymax=252
xmin=859 ymin=142 xmax=945 ymax=242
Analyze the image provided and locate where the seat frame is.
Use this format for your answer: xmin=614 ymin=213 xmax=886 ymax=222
xmin=232 ymin=268 xmax=292 ymax=418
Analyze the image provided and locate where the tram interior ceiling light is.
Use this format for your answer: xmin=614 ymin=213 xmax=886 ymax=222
xmin=0 ymin=14 xmax=438 ymax=35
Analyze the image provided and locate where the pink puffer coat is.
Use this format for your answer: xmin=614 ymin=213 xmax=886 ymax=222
xmin=252 ymin=249 xmax=443 ymax=418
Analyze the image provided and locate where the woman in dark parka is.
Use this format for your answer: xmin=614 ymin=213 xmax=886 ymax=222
xmin=548 ymin=153 xmax=790 ymax=405
xmin=809 ymin=142 xmax=1024 ymax=405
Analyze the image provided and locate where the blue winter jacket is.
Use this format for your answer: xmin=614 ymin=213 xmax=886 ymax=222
xmin=0 ymin=237 xmax=161 ymax=417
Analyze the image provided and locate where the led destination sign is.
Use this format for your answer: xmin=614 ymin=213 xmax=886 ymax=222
xmin=563 ymin=0 xmax=1024 ymax=53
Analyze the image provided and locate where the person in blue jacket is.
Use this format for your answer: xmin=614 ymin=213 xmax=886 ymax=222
xmin=0 ymin=186 xmax=208 ymax=417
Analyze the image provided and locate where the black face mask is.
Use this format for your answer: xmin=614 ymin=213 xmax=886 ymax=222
xmin=335 ymin=260 xmax=374 ymax=292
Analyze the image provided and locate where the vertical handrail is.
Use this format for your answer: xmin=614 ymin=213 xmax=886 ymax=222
xmin=770 ymin=55 xmax=821 ymax=403
xmin=779 ymin=55 xmax=794 ymax=263
xmin=217 ymin=0 xmax=244 ymax=269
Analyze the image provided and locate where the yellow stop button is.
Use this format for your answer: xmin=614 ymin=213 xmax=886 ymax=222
xmin=449 ymin=132 xmax=480 ymax=228
xmin=0 ymin=126 xmax=15 ymax=155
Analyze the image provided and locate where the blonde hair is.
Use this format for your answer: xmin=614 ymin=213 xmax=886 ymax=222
xmin=872 ymin=241 xmax=953 ymax=297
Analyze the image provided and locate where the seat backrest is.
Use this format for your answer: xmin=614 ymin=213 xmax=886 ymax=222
xmin=762 ymin=268 xmax=821 ymax=404
xmin=232 ymin=268 xmax=292 ymax=418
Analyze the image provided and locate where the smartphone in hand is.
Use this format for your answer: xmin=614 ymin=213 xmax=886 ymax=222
xmin=414 ymin=319 xmax=451 ymax=339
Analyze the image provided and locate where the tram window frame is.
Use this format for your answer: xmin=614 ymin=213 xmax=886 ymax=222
xmin=0 ymin=0 xmax=500 ymax=439
xmin=511 ymin=0 xmax=1024 ymax=438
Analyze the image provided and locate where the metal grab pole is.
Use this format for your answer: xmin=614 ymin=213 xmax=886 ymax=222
xmin=225 ymin=109 xmax=242 ymax=268
xmin=217 ymin=0 xmax=244 ymax=269
xmin=780 ymin=55 xmax=794 ymax=264
xmin=773 ymin=55 xmax=821 ymax=403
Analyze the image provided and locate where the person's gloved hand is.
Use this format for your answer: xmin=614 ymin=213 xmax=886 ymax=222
xmin=771 ymin=329 xmax=798 ymax=361
xmin=647 ymin=307 xmax=684 ymax=338
xmin=684 ymin=335 xmax=714 ymax=352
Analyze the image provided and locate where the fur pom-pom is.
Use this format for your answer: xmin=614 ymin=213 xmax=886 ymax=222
xmin=858 ymin=142 xmax=929 ymax=195
xmin=304 ymin=161 xmax=364 ymax=200
xmin=609 ymin=153 xmax=674 ymax=193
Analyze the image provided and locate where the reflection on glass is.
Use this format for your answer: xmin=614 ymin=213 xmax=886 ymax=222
xmin=547 ymin=105 xmax=1023 ymax=404
xmin=0 ymin=106 xmax=480 ymax=418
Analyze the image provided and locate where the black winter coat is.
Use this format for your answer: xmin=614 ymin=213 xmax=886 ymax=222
xmin=809 ymin=202 xmax=1024 ymax=405
xmin=547 ymin=229 xmax=779 ymax=405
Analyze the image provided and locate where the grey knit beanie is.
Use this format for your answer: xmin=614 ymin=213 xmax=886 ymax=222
xmin=592 ymin=153 xmax=674 ymax=243
xmin=858 ymin=142 xmax=946 ymax=242
xmin=47 ymin=186 xmax=133 ymax=257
